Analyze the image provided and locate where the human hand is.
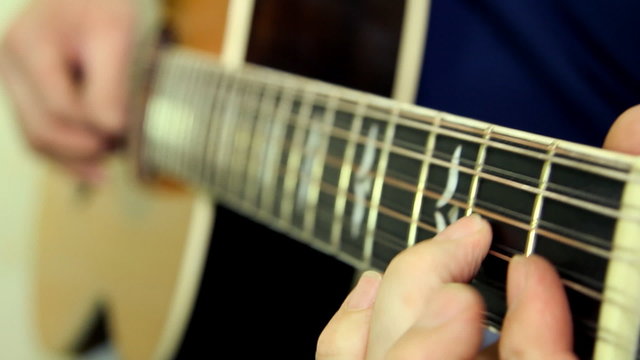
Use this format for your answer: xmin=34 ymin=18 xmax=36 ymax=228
xmin=317 ymin=215 xmax=576 ymax=359
xmin=317 ymin=104 xmax=640 ymax=359
xmin=0 ymin=0 xmax=137 ymax=182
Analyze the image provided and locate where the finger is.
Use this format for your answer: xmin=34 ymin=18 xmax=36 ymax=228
xmin=0 ymin=51 xmax=104 ymax=161
xmin=367 ymin=215 xmax=492 ymax=358
xmin=500 ymin=255 xmax=576 ymax=359
xmin=386 ymin=284 xmax=485 ymax=360
xmin=82 ymin=1 xmax=135 ymax=135
xmin=3 ymin=14 xmax=84 ymax=126
xmin=603 ymin=104 xmax=640 ymax=154
xmin=316 ymin=271 xmax=382 ymax=360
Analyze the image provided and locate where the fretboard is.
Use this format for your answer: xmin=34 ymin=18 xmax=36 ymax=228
xmin=140 ymin=46 xmax=640 ymax=360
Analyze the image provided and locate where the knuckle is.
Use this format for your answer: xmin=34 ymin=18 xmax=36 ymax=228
xmin=386 ymin=246 xmax=425 ymax=276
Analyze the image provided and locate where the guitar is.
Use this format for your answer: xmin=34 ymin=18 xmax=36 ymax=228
xmin=33 ymin=0 xmax=640 ymax=359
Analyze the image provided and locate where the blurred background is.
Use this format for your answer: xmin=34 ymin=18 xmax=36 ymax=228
xmin=0 ymin=1 xmax=88 ymax=359
xmin=0 ymin=0 xmax=63 ymax=358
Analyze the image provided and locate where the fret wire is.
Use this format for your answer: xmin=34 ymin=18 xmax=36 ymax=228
xmin=179 ymin=56 xmax=200 ymax=180
xmin=313 ymin=205 xmax=409 ymax=253
xmin=331 ymin=99 xmax=367 ymax=250
xmin=225 ymin=78 xmax=255 ymax=193
xmin=310 ymin=171 xmax=610 ymax=300
xmin=402 ymin=105 xmax=634 ymax=175
xmin=213 ymin=73 xmax=242 ymax=189
xmin=179 ymin=48 xmax=635 ymax=182
xmin=155 ymin=55 xmax=175 ymax=174
xmin=148 ymin=50 xmax=640 ymax=320
xmin=202 ymin=68 xmax=230 ymax=188
xmin=363 ymin=106 xmax=398 ymax=265
xmin=466 ymin=125 xmax=493 ymax=216
xmin=408 ymin=115 xmax=440 ymax=246
xmin=244 ymin=82 xmax=279 ymax=205
xmin=405 ymin=148 xmax=628 ymax=220
xmin=375 ymin=166 xmax=613 ymax=259
xmin=269 ymin=85 xmax=632 ymax=182
xmin=260 ymin=82 xmax=295 ymax=215
xmin=160 ymin=54 xmax=183 ymax=175
xmin=196 ymin=65 xmax=223 ymax=184
xmin=303 ymin=93 xmax=339 ymax=236
xmin=311 ymin=116 xmax=619 ymax=215
xmin=220 ymin=159 xmax=611 ymax=304
xmin=240 ymin=58 xmax=628 ymax=179
xmin=143 ymin=55 xmax=172 ymax=173
xmin=188 ymin=57 xmax=216 ymax=183
xmin=284 ymin=131 xmax=619 ymax=259
xmin=316 ymin=156 xmax=609 ymax=261
xmin=228 ymin=81 xmax=262 ymax=196
xmin=281 ymin=87 xmax=316 ymax=224
xmin=173 ymin=54 xmax=198 ymax=178
xmin=317 ymin=178 xmax=432 ymax=240
xmin=436 ymin=117 xmax=624 ymax=176
xmin=321 ymin=119 xmax=632 ymax=222
xmin=245 ymin=67 xmax=633 ymax=189
xmin=280 ymin=124 xmax=619 ymax=255
xmin=391 ymin=115 xmax=632 ymax=183
xmin=526 ymin=141 xmax=558 ymax=256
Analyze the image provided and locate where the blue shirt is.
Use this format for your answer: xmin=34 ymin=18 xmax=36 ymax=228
xmin=417 ymin=0 xmax=640 ymax=147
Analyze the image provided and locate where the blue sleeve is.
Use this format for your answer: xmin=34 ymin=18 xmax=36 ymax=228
xmin=416 ymin=0 xmax=640 ymax=147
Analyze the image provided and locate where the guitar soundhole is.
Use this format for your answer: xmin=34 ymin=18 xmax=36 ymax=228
xmin=246 ymin=0 xmax=405 ymax=97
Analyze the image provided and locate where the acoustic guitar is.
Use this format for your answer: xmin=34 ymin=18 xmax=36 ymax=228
xmin=34 ymin=0 xmax=640 ymax=359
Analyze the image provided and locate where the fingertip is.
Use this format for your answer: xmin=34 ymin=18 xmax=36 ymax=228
xmin=603 ymin=104 xmax=640 ymax=154
xmin=346 ymin=270 xmax=382 ymax=311
xmin=502 ymin=254 xmax=574 ymax=358
xmin=435 ymin=214 xmax=492 ymax=253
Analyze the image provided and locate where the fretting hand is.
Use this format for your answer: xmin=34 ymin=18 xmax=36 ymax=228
xmin=317 ymin=106 xmax=640 ymax=359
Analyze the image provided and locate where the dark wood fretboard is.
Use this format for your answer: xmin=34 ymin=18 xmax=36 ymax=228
xmin=140 ymin=46 xmax=640 ymax=360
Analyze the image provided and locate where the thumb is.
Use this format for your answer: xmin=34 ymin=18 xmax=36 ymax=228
xmin=316 ymin=271 xmax=382 ymax=360
xmin=603 ymin=104 xmax=640 ymax=154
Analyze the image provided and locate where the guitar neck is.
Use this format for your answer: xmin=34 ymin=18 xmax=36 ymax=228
xmin=143 ymin=45 xmax=633 ymax=268
xmin=140 ymin=46 xmax=640 ymax=359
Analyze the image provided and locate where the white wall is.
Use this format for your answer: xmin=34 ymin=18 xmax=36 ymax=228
xmin=0 ymin=0 xmax=58 ymax=359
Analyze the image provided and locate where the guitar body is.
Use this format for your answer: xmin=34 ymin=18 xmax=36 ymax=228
xmin=35 ymin=0 xmax=410 ymax=359
xmin=36 ymin=160 xmax=212 ymax=359
xmin=33 ymin=1 xmax=640 ymax=359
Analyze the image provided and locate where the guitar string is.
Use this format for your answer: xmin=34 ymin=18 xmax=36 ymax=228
xmin=214 ymin=183 xmax=636 ymax=349
xmin=199 ymin=65 xmax=637 ymax=221
xmin=155 ymin=58 xmax=637 ymax=263
xmin=154 ymin=53 xmax=636 ymax=255
xmin=235 ymin=60 xmax=636 ymax=182
xmin=214 ymin=146 xmax=615 ymax=303
xmin=264 ymin=108 xmax=638 ymax=224
xmin=162 ymin=51 xmax=637 ymax=200
xmin=152 ymin=51 xmax=640 ymax=355
xmin=163 ymin=49 xmax=636 ymax=184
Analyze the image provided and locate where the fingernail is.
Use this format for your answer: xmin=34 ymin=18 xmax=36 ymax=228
xmin=507 ymin=255 xmax=529 ymax=308
xmin=436 ymin=214 xmax=484 ymax=240
xmin=346 ymin=271 xmax=382 ymax=311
